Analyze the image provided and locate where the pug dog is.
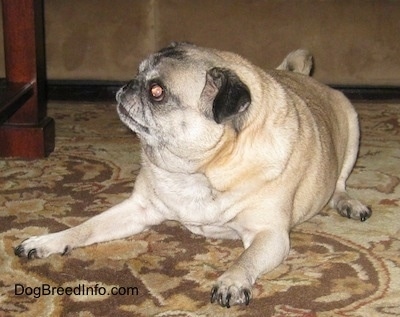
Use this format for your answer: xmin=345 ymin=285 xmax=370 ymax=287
xmin=15 ymin=42 xmax=371 ymax=308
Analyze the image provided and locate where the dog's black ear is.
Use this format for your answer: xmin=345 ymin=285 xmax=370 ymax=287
xmin=206 ymin=67 xmax=251 ymax=125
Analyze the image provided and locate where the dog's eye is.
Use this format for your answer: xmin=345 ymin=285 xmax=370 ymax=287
xmin=149 ymin=83 xmax=165 ymax=102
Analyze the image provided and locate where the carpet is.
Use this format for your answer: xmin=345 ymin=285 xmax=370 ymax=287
xmin=1 ymin=101 xmax=399 ymax=317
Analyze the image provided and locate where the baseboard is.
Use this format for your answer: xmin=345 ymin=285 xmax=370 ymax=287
xmin=47 ymin=80 xmax=125 ymax=102
xmin=2 ymin=79 xmax=399 ymax=102
xmin=330 ymin=85 xmax=400 ymax=101
xmin=45 ymin=80 xmax=400 ymax=102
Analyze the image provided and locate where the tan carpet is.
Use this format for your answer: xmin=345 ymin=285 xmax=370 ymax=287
xmin=1 ymin=101 xmax=399 ymax=317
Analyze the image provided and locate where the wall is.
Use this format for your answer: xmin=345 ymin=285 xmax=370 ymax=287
xmin=1 ymin=0 xmax=400 ymax=85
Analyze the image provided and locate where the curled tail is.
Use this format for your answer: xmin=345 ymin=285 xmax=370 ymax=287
xmin=277 ymin=49 xmax=313 ymax=76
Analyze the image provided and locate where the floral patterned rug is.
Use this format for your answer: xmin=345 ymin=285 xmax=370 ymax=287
xmin=1 ymin=101 xmax=399 ymax=317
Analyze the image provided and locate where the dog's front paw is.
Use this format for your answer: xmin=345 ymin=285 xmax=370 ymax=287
xmin=210 ymin=277 xmax=252 ymax=308
xmin=14 ymin=233 xmax=71 ymax=259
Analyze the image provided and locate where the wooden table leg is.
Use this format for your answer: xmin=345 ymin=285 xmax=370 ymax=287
xmin=0 ymin=0 xmax=55 ymax=158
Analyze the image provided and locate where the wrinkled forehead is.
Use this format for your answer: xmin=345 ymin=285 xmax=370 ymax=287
xmin=138 ymin=45 xmax=214 ymax=79
xmin=139 ymin=45 xmax=187 ymax=73
xmin=139 ymin=56 xmax=195 ymax=83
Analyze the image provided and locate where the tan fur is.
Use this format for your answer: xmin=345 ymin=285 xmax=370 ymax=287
xmin=15 ymin=43 xmax=371 ymax=308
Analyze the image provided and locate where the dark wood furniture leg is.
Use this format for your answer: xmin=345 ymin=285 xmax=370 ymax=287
xmin=0 ymin=0 xmax=54 ymax=158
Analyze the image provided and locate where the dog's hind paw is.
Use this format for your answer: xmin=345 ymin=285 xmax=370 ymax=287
xmin=336 ymin=199 xmax=372 ymax=222
xmin=330 ymin=191 xmax=372 ymax=222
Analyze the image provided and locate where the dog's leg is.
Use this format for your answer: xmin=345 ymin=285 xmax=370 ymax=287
xmin=329 ymin=104 xmax=372 ymax=221
xmin=211 ymin=228 xmax=290 ymax=307
xmin=14 ymin=193 xmax=164 ymax=259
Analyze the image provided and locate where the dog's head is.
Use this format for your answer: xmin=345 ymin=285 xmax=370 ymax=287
xmin=116 ymin=42 xmax=252 ymax=166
